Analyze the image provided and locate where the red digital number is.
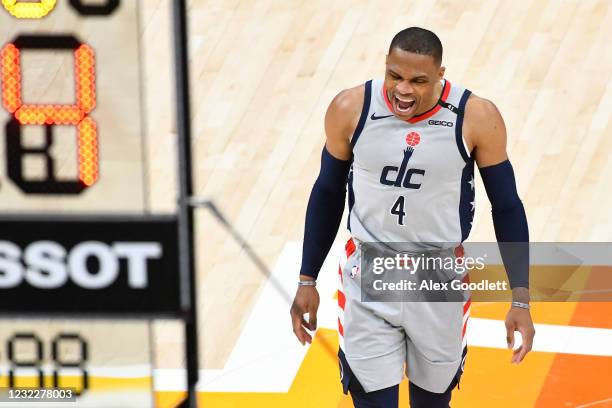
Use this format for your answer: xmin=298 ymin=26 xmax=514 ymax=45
xmin=1 ymin=35 xmax=98 ymax=194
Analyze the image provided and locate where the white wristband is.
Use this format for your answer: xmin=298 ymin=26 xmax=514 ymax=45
xmin=298 ymin=280 xmax=316 ymax=287
xmin=512 ymin=301 xmax=530 ymax=310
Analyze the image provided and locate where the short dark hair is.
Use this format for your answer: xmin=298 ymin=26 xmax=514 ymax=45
xmin=389 ymin=27 xmax=443 ymax=65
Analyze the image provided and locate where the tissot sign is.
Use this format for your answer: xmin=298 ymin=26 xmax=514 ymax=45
xmin=0 ymin=216 xmax=180 ymax=315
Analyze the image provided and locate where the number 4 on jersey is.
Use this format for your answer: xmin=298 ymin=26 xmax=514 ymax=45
xmin=391 ymin=196 xmax=406 ymax=225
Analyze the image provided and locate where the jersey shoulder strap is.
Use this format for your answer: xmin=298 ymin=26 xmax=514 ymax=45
xmin=349 ymin=80 xmax=372 ymax=148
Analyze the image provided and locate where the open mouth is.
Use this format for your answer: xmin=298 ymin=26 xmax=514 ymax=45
xmin=393 ymin=95 xmax=416 ymax=115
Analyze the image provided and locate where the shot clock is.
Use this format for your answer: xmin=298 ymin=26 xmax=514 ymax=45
xmin=2 ymin=36 xmax=98 ymax=193
xmin=0 ymin=2 xmax=185 ymax=407
xmin=0 ymin=0 xmax=146 ymax=209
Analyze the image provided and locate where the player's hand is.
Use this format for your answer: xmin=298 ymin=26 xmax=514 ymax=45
xmin=290 ymin=278 xmax=320 ymax=345
xmin=505 ymin=306 xmax=535 ymax=364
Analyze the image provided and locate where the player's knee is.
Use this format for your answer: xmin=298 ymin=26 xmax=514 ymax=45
xmin=350 ymin=382 xmax=399 ymax=408
xmin=408 ymin=381 xmax=453 ymax=408
xmin=339 ymin=349 xmax=399 ymax=407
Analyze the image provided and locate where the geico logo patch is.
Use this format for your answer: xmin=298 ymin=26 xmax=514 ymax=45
xmin=428 ymin=119 xmax=453 ymax=127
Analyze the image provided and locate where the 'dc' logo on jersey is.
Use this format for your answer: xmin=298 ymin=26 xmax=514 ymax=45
xmin=379 ymin=132 xmax=426 ymax=189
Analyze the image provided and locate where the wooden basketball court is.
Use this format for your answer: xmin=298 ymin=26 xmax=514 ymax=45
xmin=151 ymin=1 xmax=612 ymax=406
xmin=2 ymin=0 xmax=611 ymax=407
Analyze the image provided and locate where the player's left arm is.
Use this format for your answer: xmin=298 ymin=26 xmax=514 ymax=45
xmin=465 ymin=95 xmax=535 ymax=364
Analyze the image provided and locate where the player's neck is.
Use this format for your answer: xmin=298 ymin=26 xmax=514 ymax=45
xmin=415 ymin=80 xmax=443 ymax=116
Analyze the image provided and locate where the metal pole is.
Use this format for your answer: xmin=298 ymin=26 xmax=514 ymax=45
xmin=172 ymin=0 xmax=199 ymax=406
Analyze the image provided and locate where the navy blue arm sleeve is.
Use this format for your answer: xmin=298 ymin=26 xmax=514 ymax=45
xmin=479 ymin=160 xmax=530 ymax=288
xmin=299 ymin=147 xmax=351 ymax=279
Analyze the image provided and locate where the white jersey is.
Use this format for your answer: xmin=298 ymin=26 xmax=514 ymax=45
xmin=347 ymin=78 xmax=474 ymax=250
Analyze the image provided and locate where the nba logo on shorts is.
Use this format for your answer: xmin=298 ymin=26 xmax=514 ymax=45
xmin=350 ymin=266 xmax=359 ymax=278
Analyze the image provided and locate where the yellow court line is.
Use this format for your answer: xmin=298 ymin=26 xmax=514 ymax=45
xmin=0 ymin=375 xmax=151 ymax=390
xmin=154 ymin=328 xmax=561 ymax=408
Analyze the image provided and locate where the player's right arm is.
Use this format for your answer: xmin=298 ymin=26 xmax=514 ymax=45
xmin=290 ymin=85 xmax=364 ymax=345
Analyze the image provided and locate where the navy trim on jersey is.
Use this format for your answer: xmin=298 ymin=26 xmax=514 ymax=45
xmin=338 ymin=348 xmax=352 ymax=394
xmin=458 ymin=160 xmax=475 ymax=241
xmin=454 ymin=344 xmax=468 ymax=391
xmin=350 ymin=80 xmax=372 ymax=149
xmin=456 ymin=88 xmax=475 ymax=241
xmin=455 ymin=89 xmax=472 ymax=163
xmin=347 ymin=80 xmax=371 ymax=230
xmin=347 ymin=165 xmax=354 ymax=231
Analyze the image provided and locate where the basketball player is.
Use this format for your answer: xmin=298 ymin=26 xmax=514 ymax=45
xmin=290 ymin=27 xmax=535 ymax=407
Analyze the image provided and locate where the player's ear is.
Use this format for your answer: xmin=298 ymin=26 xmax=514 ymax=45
xmin=438 ymin=65 xmax=446 ymax=79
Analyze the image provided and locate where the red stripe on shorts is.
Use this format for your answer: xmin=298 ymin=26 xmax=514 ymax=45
xmin=345 ymin=238 xmax=356 ymax=258
xmin=338 ymin=318 xmax=344 ymax=336
xmin=338 ymin=290 xmax=346 ymax=310
xmin=463 ymin=299 xmax=471 ymax=315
